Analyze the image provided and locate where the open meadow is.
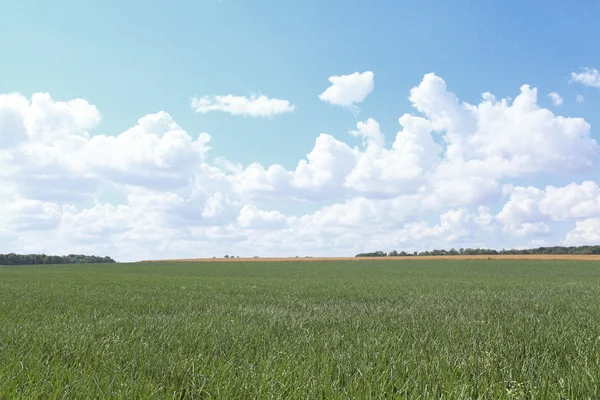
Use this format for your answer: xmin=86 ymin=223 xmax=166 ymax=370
xmin=2 ymin=259 xmax=600 ymax=399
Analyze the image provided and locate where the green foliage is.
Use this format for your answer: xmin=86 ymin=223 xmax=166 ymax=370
xmin=0 ymin=253 xmax=115 ymax=265
xmin=355 ymin=250 xmax=387 ymax=257
xmin=1 ymin=260 xmax=600 ymax=398
xmin=357 ymin=245 xmax=600 ymax=257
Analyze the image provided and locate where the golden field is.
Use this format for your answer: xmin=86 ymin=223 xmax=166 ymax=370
xmin=141 ymin=254 xmax=600 ymax=262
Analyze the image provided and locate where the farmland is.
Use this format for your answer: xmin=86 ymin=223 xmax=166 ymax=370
xmin=1 ymin=259 xmax=600 ymax=399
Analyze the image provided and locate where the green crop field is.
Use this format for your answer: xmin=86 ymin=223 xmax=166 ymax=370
xmin=1 ymin=260 xmax=600 ymax=399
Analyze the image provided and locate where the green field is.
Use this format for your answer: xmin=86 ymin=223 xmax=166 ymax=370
xmin=1 ymin=260 xmax=600 ymax=399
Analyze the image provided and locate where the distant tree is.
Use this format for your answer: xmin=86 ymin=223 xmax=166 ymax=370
xmin=356 ymin=245 xmax=600 ymax=259
xmin=355 ymin=251 xmax=387 ymax=257
xmin=224 ymin=255 xmax=229 ymax=259
xmin=6 ymin=253 xmax=19 ymax=265
xmin=0 ymin=253 xmax=115 ymax=266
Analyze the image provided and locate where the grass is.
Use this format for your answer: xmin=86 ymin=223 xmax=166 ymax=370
xmin=1 ymin=260 xmax=600 ymax=399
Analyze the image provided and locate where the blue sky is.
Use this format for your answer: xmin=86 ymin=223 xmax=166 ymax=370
xmin=1 ymin=0 xmax=600 ymax=260
xmin=3 ymin=0 xmax=599 ymax=166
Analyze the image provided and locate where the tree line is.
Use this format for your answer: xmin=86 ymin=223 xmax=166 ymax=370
xmin=356 ymin=245 xmax=600 ymax=257
xmin=0 ymin=253 xmax=116 ymax=265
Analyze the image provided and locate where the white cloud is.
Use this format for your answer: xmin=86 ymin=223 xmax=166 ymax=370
xmin=81 ymin=112 xmax=212 ymax=189
xmin=513 ymin=222 xmax=551 ymax=238
xmin=565 ymin=218 xmax=600 ymax=245
xmin=577 ymin=94 xmax=585 ymax=103
xmin=344 ymin=115 xmax=442 ymax=197
xmin=228 ymin=114 xmax=442 ymax=201
xmin=496 ymin=186 xmax=544 ymax=228
xmin=319 ymin=71 xmax=374 ymax=108
xmin=409 ymin=74 xmax=597 ymax=176
xmin=2 ymin=96 xmax=212 ymax=195
xmin=2 ymin=72 xmax=600 ymax=261
xmin=498 ymin=181 xmax=600 ymax=225
xmin=237 ymin=204 xmax=287 ymax=229
xmin=494 ymin=181 xmax=600 ymax=245
xmin=571 ymin=67 xmax=600 ymax=88
xmin=191 ymin=94 xmax=295 ymax=117
xmin=547 ymin=92 xmax=563 ymax=106
xmin=234 ymin=68 xmax=599 ymax=205
xmin=0 ymin=92 xmax=100 ymax=147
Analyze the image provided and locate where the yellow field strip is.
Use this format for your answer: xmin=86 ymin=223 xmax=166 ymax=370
xmin=140 ymin=255 xmax=600 ymax=263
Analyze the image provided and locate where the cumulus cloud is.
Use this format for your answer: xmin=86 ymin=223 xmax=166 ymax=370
xmin=2 ymin=72 xmax=600 ymax=261
xmin=229 ymin=114 xmax=442 ymax=201
xmin=319 ymin=71 xmax=374 ymax=109
xmin=571 ymin=67 xmax=600 ymax=88
xmin=565 ymin=218 xmax=600 ymax=245
xmin=409 ymin=74 xmax=597 ymax=176
xmin=547 ymin=92 xmax=563 ymax=106
xmin=237 ymin=204 xmax=287 ymax=229
xmin=245 ymin=65 xmax=598 ymax=205
xmin=191 ymin=94 xmax=295 ymax=117
xmin=82 ymin=112 xmax=212 ymax=189
xmin=498 ymin=181 xmax=600 ymax=224
xmin=513 ymin=222 xmax=551 ymax=238
xmin=1 ymin=94 xmax=212 ymax=196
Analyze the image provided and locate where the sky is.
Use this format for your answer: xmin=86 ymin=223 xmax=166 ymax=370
xmin=2 ymin=0 xmax=600 ymax=261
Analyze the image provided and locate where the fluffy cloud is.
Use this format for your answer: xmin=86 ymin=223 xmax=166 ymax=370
xmin=82 ymin=112 xmax=212 ymax=189
xmin=191 ymin=94 xmax=295 ymax=117
xmin=228 ymin=114 xmax=441 ymax=201
xmin=498 ymin=181 xmax=600 ymax=224
xmin=571 ymin=67 xmax=600 ymax=88
xmin=237 ymin=204 xmax=287 ymax=229
xmin=1 ymin=94 xmax=212 ymax=197
xmin=565 ymin=218 xmax=600 ymax=244
xmin=0 ymin=92 xmax=100 ymax=146
xmin=233 ymin=70 xmax=598 ymax=205
xmin=319 ymin=71 xmax=374 ymax=108
xmin=1 ymin=72 xmax=599 ymax=261
xmin=547 ymin=92 xmax=563 ymax=106
xmin=410 ymin=74 xmax=597 ymax=176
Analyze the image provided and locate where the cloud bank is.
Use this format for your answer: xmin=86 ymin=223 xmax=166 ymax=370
xmin=1 ymin=73 xmax=598 ymax=261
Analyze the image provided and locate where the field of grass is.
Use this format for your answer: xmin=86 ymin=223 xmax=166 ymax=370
xmin=1 ymin=260 xmax=600 ymax=399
